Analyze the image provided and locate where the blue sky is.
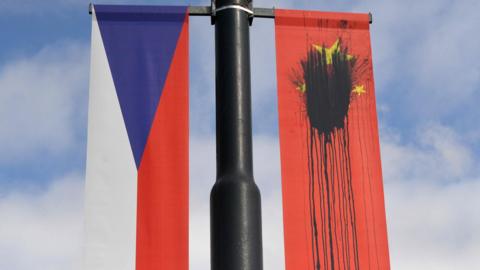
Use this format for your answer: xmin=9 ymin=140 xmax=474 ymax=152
xmin=0 ymin=0 xmax=479 ymax=269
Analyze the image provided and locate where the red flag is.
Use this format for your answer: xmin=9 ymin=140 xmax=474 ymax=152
xmin=275 ymin=9 xmax=390 ymax=270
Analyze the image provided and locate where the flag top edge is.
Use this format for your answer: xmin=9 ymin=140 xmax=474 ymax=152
xmin=94 ymin=4 xmax=188 ymax=14
xmin=275 ymin=9 xmax=370 ymax=30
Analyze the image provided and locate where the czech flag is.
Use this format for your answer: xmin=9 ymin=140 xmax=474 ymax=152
xmin=84 ymin=5 xmax=188 ymax=270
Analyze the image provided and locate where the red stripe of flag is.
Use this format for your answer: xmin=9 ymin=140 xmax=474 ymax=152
xmin=136 ymin=14 xmax=189 ymax=270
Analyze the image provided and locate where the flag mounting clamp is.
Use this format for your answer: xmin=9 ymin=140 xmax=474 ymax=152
xmin=210 ymin=0 xmax=255 ymax=25
xmin=215 ymin=5 xmax=254 ymax=15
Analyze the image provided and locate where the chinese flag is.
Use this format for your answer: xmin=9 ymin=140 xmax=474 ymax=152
xmin=275 ymin=9 xmax=390 ymax=270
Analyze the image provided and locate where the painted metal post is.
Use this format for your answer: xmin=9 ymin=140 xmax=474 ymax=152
xmin=210 ymin=0 xmax=263 ymax=270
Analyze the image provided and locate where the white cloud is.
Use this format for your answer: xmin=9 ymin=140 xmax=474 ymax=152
xmin=355 ymin=0 xmax=480 ymax=118
xmin=3 ymin=124 xmax=478 ymax=270
xmin=420 ymin=124 xmax=474 ymax=177
xmin=386 ymin=179 xmax=480 ymax=269
xmin=189 ymin=137 xmax=214 ymax=270
xmin=381 ymin=123 xmax=480 ymax=269
xmin=0 ymin=41 xmax=88 ymax=164
xmin=381 ymin=123 xmax=475 ymax=184
xmin=0 ymin=174 xmax=84 ymax=270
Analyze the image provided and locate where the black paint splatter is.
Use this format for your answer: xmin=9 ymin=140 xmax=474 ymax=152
xmin=294 ymin=39 xmax=361 ymax=270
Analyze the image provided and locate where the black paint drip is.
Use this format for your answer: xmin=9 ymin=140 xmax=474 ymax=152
xmin=295 ymin=40 xmax=360 ymax=270
xmin=302 ymin=47 xmax=353 ymax=137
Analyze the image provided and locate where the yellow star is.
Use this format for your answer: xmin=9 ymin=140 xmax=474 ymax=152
xmin=296 ymin=83 xmax=306 ymax=93
xmin=352 ymin=85 xmax=366 ymax=96
xmin=313 ymin=39 xmax=353 ymax=65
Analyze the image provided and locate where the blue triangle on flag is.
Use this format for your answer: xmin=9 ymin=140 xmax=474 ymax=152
xmin=95 ymin=5 xmax=187 ymax=168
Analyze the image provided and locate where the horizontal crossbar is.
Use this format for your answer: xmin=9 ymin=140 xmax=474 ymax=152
xmin=88 ymin=4 xmax=371 ymax=24
xmin=88 ymin=4 xmax=273 ymax=18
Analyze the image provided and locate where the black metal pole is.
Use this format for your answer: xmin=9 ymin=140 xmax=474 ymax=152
xmin=210 ymin=0 xmax=263 ymax=270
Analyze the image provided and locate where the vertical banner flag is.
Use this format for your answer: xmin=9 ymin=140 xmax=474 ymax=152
xmin=275 ymin=10 xmax=390 ymax=270
xmin=85 ymin=5 xmax=189 ymax=270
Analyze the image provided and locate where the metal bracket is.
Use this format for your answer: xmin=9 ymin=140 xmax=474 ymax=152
xmin=189 ymin=6 xmax=212 ymax=17
xmin=247 ymin=2 xmax=254 ymax=25
xmin=253 ymin=7 xmax=275 ymax=18
xmin=210 ymin=0 xmax=216 ymax=25
xmin=209 ymin=1 xmax=258 ymax=25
